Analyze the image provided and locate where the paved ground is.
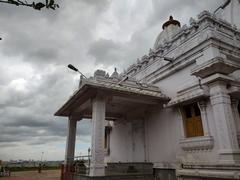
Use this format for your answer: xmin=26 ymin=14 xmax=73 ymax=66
xmin=0 ymin=170 xmax=60 ymax=180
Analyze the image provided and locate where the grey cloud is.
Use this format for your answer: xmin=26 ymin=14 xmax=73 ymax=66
xmin=0 ymin=143 xmax=18 ymax=148
xmin=26 ymin=136 xmax=65 ymax=146
xmin=88 ymin=39 xmax=125 ymax=66
xmin=0 ymin=0 xmax=107 ymax=67
xmin=81 ymin=0 xmax=111 ymax=12
xmin=4 ymin=118 xmax=51 ymax=128
xmin=28 ymin=47 xmax=59 ymax=61
xmin=88 ymin=32 xmax=154 ymax=69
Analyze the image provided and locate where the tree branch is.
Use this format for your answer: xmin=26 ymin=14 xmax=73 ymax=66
xmin=0 ymin=0 xmax=59 ymax=10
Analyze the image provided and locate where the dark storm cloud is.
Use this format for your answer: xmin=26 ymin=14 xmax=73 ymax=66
xmin=88 ymin=39 xmax=125 ymax=66
xmin=0 ymin=0 xmax=111 ymax=67
xmin=87 ymin=1 xmax=223 ymax=70
xmin=0 ymin=65 xmax=74 ymax=109
xmin=0 ymin=114 xmax=90 ymax=144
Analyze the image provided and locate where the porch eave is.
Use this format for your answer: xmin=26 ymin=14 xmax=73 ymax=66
xmin=54 ymin=79 xmax=169 ymax=117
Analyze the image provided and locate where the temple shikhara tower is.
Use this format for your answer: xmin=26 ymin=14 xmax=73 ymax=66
xmin=55 ymin=1 xmax=240 ymax=179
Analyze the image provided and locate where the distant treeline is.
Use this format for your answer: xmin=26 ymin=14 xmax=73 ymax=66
xmin=9 ymin=165 xmax=60 ymax=172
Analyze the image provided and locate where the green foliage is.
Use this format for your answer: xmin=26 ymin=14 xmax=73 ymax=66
xmin=0 ymin=0 xmax=59 ymax=10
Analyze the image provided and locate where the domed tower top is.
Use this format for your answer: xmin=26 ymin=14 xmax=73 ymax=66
xmin=153 ymin=16 xmax=181 ymax=50
xmin=162 ymin=16 xmax=181 ymax=30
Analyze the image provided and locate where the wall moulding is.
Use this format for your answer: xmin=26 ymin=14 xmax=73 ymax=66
xmin=179 ymin=136 xmax=214 ymax=152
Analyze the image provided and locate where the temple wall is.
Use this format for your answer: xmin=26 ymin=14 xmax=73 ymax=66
xmin=153 ymin=63 xmax=197 ymax=97
xmin=106 ymin=118 xmax=146 ymax=163
xmin=106 ymin=120 xmax=133 ymax=163
xmin=105 ymin=6 xmax=240 ymax=179
xmin=146 ymin=107 xmax=181 ymax=165
xmin=131 ymin=119 xmax=145 ymax=162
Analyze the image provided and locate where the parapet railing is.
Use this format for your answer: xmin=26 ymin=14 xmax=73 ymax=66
xmin=61 ymin=154 xmax=92 ymax=180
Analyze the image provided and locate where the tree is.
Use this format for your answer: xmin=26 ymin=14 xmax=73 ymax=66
xmin=0 ymin=0 xmax=59 ymax=11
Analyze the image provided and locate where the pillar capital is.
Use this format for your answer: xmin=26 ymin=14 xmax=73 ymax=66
xmin=69 ymin=116 xmax=81 ymax=121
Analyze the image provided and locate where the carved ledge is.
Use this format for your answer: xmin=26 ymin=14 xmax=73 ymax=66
xmin=180 ymin=136 xmax=214 ymax=151
xmin=167 ymin=84 xmax=209 ymax=107
xmin=191 ymin=57 xmax=240 ymax=78
xmin=176 ymin=168 xmax=240 ymax=179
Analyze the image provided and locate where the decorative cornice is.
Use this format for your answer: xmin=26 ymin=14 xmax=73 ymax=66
xmin=191 ymin=57 xmax=240 ymax=78
xmin=167 ymin=84 xmax=209 ymax=107
xmin=179 ymin=136 xmax=214 ymax=152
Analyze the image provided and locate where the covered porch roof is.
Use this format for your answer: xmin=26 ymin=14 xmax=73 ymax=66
xmin=55 ymin=70 xmax=169 ymax=120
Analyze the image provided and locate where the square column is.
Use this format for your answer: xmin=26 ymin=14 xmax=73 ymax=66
xmin=65 ymin=117 xmax=77 ymax=164
xmin=209 ymin=81 xmax=240 ymax=163
xmin=198 ymin=100 xmax=211 ymax=136
xmin=231 ymin=98 xmax=240 ymax=146
xmin=90 ymin=95 xmax=106 ymax=176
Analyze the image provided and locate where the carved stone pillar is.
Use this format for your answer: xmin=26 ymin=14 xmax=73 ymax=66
xmin=65 ymin=117 xmax=77 ymax=164
xmin=198 ymin=100 xmax=210 ymax=136
xmin=231 ymin=98 xmax=240 ymax=147
xmin=89 ymin=95 xmax=106 ymax=176
xmin=178 ymin=108 xmax=186 ymax=138
xmin=209 ymin=81 xmax=240 ymax=163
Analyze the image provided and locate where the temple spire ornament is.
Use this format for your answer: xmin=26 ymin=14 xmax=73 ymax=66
xmin=162 ymin=15 xmax=181 ymax=30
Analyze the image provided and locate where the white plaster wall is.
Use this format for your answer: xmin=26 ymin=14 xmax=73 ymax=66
xmin=153 ymin=63 xmax=198 ymax=97
xmin=132 ymin=119 xmax=145 ymax=162
xmin=107 ymin=120 xmax=133 ymax=162
xmin=146 ymin=107 xmax=181 ymax=165
xmin=106 ymin=118 xmax=145 ymax=163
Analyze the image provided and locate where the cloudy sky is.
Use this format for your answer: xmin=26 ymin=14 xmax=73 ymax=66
xmin=0 ymin=0 xmax=224 ymax=161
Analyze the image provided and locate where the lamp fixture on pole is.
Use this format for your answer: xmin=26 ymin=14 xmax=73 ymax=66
xmin=67 ymin=64 xmax=87 ymax=79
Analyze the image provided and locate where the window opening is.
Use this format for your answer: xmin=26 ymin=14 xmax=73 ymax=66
xmin=182 ymin=103 xmax=204 ymax=138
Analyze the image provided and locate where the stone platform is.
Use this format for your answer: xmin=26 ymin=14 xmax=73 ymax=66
xmin=67 ymin=163 xmax=154 ymax=180
xmin=72 ymin=174 xmax=153 ymax=180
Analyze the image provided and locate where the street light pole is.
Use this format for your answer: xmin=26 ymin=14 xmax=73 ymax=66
xmin=38 ymin=152 xmax=44 ymax=173
xmin=40 ymin=152 xmax=44 ymax=162
xmin=67 ymin=64 xmax=87 ymax=79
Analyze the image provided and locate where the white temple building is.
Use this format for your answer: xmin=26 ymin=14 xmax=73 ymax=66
xmin=55 ymin=1 xmax=240 ymax=179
